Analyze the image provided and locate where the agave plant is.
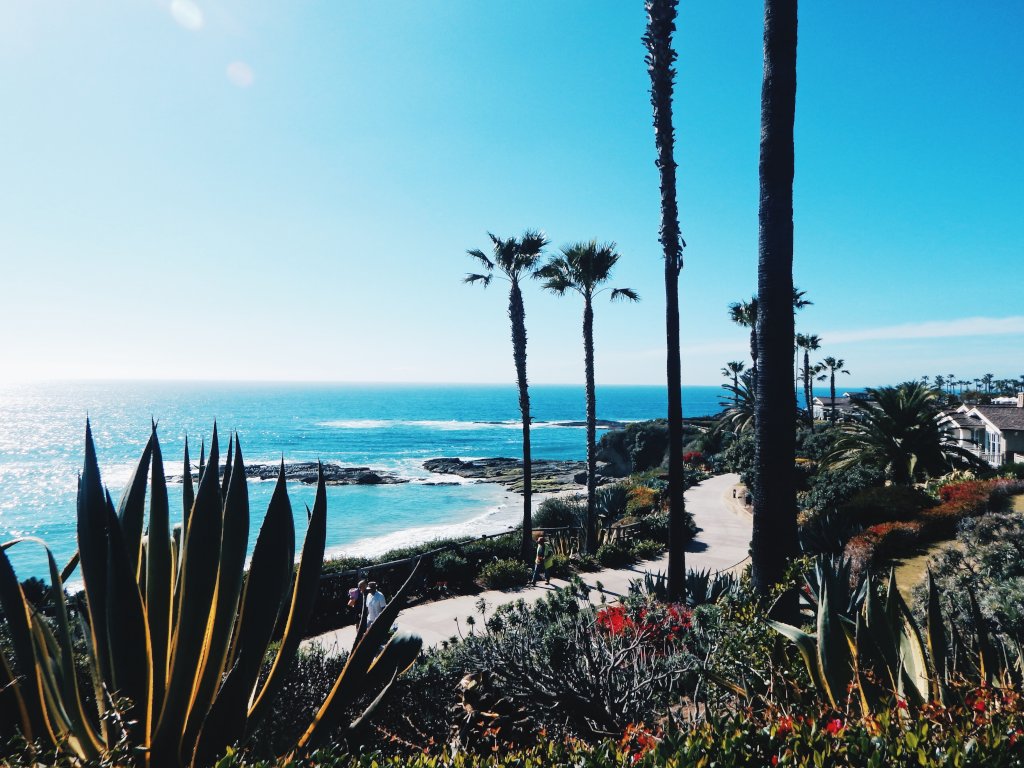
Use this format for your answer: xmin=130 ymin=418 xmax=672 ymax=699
xmin=770 ymin=566 xmax=1024 ymax=713
xmin=0 ymin=421 xmax=422 ymax=766
xmin=631 ymin=568 xmax=739 ymax=607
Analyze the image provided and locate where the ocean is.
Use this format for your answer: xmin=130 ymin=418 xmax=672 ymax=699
xmin=0 ymin=381 xmax=727 ymax=581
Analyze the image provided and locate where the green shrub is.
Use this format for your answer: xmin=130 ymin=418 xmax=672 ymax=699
xmin=596 ymin=541 xmax=634 ymax=568
xmin=573 ymin=553 xmax=601 ymax=572
xmin=432 ymin=550 xmax=473 ymax=585
xmin=478 ymin=559 xmax=531 ymax=590
xmin=801 ymin=464 xmax=885 ymax=514
xmin=629 ymin=539 xmax=663 ymax=561
xmin=532 ymin=495 xmax=585 ymax=529
xmin=548 ymin=553 xmax=573 ymax=579
xmin=840 ymin=484 xmax=933 ymax=526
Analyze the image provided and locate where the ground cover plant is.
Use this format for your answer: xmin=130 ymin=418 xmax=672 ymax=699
xmin=918 ymin=506 xmax=1024 ymax=653
xmin=843 ymin=477 xmax=1024 ymax=576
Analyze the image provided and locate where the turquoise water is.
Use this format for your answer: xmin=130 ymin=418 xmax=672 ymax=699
xmin=0 ymin=381 xmax=726 ymax=580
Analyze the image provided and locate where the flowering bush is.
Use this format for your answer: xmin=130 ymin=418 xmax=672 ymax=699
xmin=682 ymin=451 xmax=704 ymax=465
xmin=625 ymin=485 xmax=660 ymax=516
xmin=595 ymin=602 xmax=692 ymax=642
xmin=844 ymin=479 xmax=1024 ymax=575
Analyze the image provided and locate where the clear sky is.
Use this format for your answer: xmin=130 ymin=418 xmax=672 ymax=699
xmin=1 ymin=1 xmax=1021 ymax=387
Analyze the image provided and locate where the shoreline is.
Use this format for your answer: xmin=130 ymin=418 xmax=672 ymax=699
xmin=324 ymin=485 xmax=581 ymax=561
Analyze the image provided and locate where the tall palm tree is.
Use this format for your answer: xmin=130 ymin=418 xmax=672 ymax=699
xmin=818 ymin=356 xmax=849 ymax=425
xmin=982 ymin=373 xmax=995 ymax=394
xmin=795 ymin=333 xmax=821 ymax=431
xmin=722 ymin=361 xmax=746 ymax=405
xmin=644 ymin=0 xmax=687 ymax=601
xmin=934 ymin=375 xmax=946 ymax=393
xmin=826 ymin=383 xmax=984 ymax=484
xmin=751 ymin=0 xmax=799 ymax=601
xmin=465 ymin=230 xmax=549 ymax=561
xmin=536 ymin=241 xmax=639 ymax=554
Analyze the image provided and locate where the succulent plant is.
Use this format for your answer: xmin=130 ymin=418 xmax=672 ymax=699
xmin=0 ymin=421 xmax=422 ymax=766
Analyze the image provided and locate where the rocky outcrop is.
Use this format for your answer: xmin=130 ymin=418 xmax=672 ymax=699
xmin=167 ymin=462 xmax=408 ymax=486
xmin=423 ymin=457 xmax=594 ymax=494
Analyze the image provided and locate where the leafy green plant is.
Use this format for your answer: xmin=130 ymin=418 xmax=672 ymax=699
xmin=0 ymin=422 xmax=422 ymax=767
xmin=628 ymin=539 xmax=663 ymax=561
xmin=531 ymin=495 xmax=585 ymax=530
xmin=476 ymin=559 xmax=530 ymax=590
xmin=595 ymin=541 xmax=634 ymax=569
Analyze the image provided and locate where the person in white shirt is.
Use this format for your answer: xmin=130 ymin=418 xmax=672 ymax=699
xmin=364 ymin=581 xmax=387 ymax=626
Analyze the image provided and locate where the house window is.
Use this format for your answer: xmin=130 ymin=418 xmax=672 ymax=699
xmin=986 ymin=431 xmax=1002 ymax=456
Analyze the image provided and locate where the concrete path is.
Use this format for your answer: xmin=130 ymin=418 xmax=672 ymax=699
xmin=306 ymin=473 xmax=750 ymax=653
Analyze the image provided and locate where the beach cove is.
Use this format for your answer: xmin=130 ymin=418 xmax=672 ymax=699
xmin=0 ymin=381 xmax=725 ymax=579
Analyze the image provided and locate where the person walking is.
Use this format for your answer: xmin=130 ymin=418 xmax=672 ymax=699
xmin=364 ymin=580 xmax=387 ymax=626
xmin=348 ymin=578 xmax=368 ymax=639
xmin=532 ymin=534 xmax=553 ymax=585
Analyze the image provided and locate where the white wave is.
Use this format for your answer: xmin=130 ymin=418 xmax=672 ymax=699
xmin=319 ymin=419 xmax=395 ymax=429
xmin=327 ymin=500 xmax=520 ymax=560
xmin=318 ymin=418 xmax=590 ymax=432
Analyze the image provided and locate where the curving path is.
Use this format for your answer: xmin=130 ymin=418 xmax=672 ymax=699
xmin=305 ymin=472 xmax=751 ymax=652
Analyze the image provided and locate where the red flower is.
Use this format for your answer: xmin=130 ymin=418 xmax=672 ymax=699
xmin=823 ymin=718 xmax=844 ymax=736
xmin=771 ymin=756 xmax=779 ymax=766
xmin=776 ymin=715 xmax=794 ymax=736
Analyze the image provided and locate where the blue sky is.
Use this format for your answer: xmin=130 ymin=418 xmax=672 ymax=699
xmin=1 ymin=1 xmax=1021 ymax=386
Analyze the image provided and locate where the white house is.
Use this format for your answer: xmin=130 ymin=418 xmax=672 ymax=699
xmin=938 ymin=393 xmax=1024 ymax=467
xmin=812 ymin=392 xmax=871 ymax=422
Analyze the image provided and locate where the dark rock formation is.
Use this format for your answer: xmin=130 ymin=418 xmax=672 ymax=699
xmin=423 ymin=457 xmax=593 ymax=494
xmin=167 ymin=462 xmax=408 ymax=486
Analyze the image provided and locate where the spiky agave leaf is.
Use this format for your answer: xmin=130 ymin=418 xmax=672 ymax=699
xmin=151 ymin=427 xmax=222 ymax=767
xmin=182 ymin=436 xmax=250 ymax=755
xmin=192 ymin=462 xmax=299 ymax=766
xmin=103 ymin=500 xmax=153 ymax=743
xmin=295 ymin=559 xmax=425 ymax=754
xmin=115 ymin=429 xmax=154 ymax=578
xmin=0 ymin=544 xmax=49 ymax=742
xmin=147 ymin=427 xmax=173 ymax=716
xmin=245 ymin=458 xmax=321 ymax=731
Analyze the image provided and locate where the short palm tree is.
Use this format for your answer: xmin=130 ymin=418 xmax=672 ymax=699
xmin=728 ymin=297 xmax=759 ymax=394
xmin=826 ymin=382 xmax=983 ymax=484
xmin=721 ymin=361 xmax=746 ymax=405
xmin=731 ymin=287 xmax=810 ymax=400
xmin=536 ymin=241 xmax=639 ymax=554
xmin=719 ymin=370 xmax=756 ymax=433
xmin=796 ymin=333 xmax=822 ymax=431
xmin=818 ymin=356 xmax=850 ymax=424
xmin=465 ymin=230 xmax=549 ymax=561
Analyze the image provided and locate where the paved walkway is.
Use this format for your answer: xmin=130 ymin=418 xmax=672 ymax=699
xmin=306 ymin=473 xmax=750 ymax=652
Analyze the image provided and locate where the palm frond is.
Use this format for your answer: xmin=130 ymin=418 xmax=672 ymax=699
xmin=463 ymin=273 xmax=492 ymax=287
xmin=466 ymin=249 xmax=493 ymax=271
xmin=610 ymin=288 xmax=640 ymax=302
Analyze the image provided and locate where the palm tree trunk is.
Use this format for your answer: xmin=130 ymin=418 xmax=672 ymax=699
xmin=749 ymin=328 xmax=758 ymax=397
xmin=829 ymin=369 xmax=837 ymax=425
xmin=645 ymin=0 xmax=686 ymax=601
xmin=509 ymin=282 xmax=533 ymax=562
xmin=752 ymin=0 xmax=798 ymax=602
xmin=583 ymin=295 xmax=598 ymax=554
xmin=733 ymin=371 xmax=739 ymax=405
xmin=803 ymin=348 xmax=814 ymax=433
